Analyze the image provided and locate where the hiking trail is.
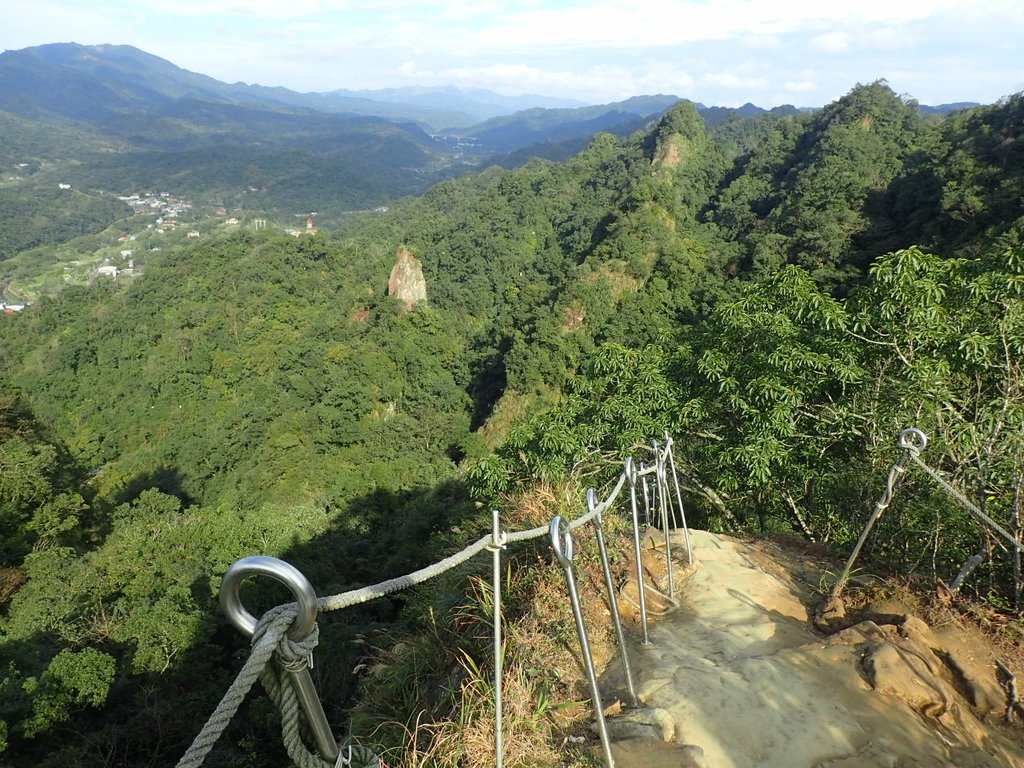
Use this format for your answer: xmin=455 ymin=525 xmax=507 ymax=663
xmin=600 ymin=529 xmax=1024 ymax=767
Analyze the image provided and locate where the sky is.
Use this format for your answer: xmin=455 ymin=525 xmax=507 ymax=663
xmin=3 ymin=0 xmax=1023 ymax=108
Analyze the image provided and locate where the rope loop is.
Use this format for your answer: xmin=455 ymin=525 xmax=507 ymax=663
xmin=485 ymin=531 xmax=508 ymax=552
xmin=251 ymin=603 xmax=296 ymax=642
xmin=251 ymin=604 xmax=319 ymax=671
xmin=183 ymin=454 xmax=632 ymax=768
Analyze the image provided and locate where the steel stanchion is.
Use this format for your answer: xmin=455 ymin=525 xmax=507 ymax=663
xmin=550 ymin=515 xmax=616 ymax=767
xmin=588 ymin=488 xmax=638 ymax=707
xmin=626 ymin=457 xmax=651 ymax=645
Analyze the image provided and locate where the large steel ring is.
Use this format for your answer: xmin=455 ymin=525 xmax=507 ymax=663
xmin=549 ymin=515 xmax=575 ymax=569
xmin=220 ymin=555 xmax=319 ymax=640
xmin=624 ymin=456 xmax=637 ymax=486
xmin=898 ymin=427 xmax=928 ymax=453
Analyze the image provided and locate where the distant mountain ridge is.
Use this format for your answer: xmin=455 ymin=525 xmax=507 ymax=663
xmin=325 ymin=84 xmax=588 ymax=123
xmin=0 ymin=43 xmax=980 ymax=148
xmin=453 ymin=96 xmax=683 ymax=152
xmin=0 ymin=43 xmax=587 ymax=132
xmin=0 ymin=41 xmax=988 ymax=240
xmin=0 ymin=43 xmax=695 ymax=162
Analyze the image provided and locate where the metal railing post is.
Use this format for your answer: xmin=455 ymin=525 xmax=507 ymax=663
xmin=640 ymin=462 xmax=653 ymax=528
xmin=588 ymin=488 xmax=638 ymax=707
xmin=625 ymin=457 xmax=651 ymax=645
xmin=490 ymin=509 xmax=505 ymax=768
xmin=829 ymin=428 xmax=926 ymax=604
xmin=664 ymin=433 xmax=693 ymax=565
xmin=220 ymin=556 xmax=340 ymax=762
xmin=187 ymin=464 xmax=647 ymax=768
xmin=654 ymin=441 xmax=675 ymax=600
xmin=550 ymin=516 xmax=616 ymax=767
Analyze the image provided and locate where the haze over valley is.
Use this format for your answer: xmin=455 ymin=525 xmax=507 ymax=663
xmin=1 ymin=15 xmax=1024 ymax=768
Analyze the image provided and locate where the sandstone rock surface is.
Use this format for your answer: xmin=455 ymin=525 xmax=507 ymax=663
xmin=387 ymin=247 xmax=426 ymax=310
xmin=597 ymin=529 xmax=1024 ymax=767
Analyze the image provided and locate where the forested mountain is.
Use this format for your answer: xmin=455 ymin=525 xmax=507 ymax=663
xmin=0 ymin=43 xmax=668 ymax=283
xmin=0 ymin=43 xmax=471 ymax=261
xmin=451 ymin=95 xmax=682 ymax=151
xmin=1 ymin=81 xmax=1022 ymax=767
xmin=6 ymin=42 xmax=976 ymax=299
xmin=0 ymin=43 xmax=546 ymax=131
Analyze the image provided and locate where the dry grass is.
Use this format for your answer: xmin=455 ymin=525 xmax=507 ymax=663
xmin=477 ymin=387 xmax=559 ymax=450
xmin=349 ymin=480 xmax=624 ymax=767
xmin=581 ymin=262 xmax=639 ymax=299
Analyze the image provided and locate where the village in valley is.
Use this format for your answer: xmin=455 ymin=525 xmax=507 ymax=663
xmin=0 ymin=178 xmax=332 ymax=307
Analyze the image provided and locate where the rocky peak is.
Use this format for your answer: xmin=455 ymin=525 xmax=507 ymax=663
xmin=387 ymin=247 xmax=427 ymax=310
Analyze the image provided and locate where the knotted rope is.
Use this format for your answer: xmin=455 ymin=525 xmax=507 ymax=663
xmin=179 ymin=467 xmax=631 ymax=768
xmin=176 ymin=609 xmax=297 ymax=768
xmin=251 ymin=607 xmax=328 ymax=768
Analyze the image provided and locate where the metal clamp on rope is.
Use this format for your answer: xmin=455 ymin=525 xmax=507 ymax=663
xmin=485 ymin=531 xmax=508 ymax=552
xmin=220 ymin=556 xmax=340 ymax=762
xmin=334 ymin=743 xmax=381 ymax=768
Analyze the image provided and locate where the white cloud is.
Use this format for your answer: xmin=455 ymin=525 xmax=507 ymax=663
xmin=438 ymin=0 xmax=504 ymax=21
xmin=701 ymin=72 xmax=769 ymax=91
xmin=465 ymin=0 xmax=967 ymax=52
xmin=397 ymin=61 xmax=421 ymax=78
xmin=811 ymin=32 xmax=851 ymax=53
xmin=783 ymin=80 xmax=818 ymax=93
xmin=126 ymin=0 xmax=329 ymax=19
xmin=2 ymin=0 xmax=1022 ymax=106
xmin=812 ymin=26 xmax=918 ymax=54
xmin=863 ymin=27 xmax=918 ymax=50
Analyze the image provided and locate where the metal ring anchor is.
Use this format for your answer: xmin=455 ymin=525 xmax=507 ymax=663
xmin=220 ymin=555 xmax=319 ymax=640
xmin=219 ymin=556 xmax=340 ymax=762
xmin=898 ymin=427 xmax=928 ymax=454
xmin=587 ymin=487 xmax=602 ymax=522
xmin=550 ymin=515 xmax=574 ymax=569
xmin=625 ymin=456 xmax=637 ymax=486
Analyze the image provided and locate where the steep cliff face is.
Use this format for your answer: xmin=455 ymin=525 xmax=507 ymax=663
xmin=387 ymin=247 xmax=427 ymax=310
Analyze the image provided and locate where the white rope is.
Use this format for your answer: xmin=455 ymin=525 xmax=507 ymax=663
xmin=251 ymin=609 xmax=332 ymax=768
xmin=180 ymin=467 xmax=629 ymax=768
xmin=318 ymin=471 xmax=626 ymax=612
xmin=176 ymin=610 xmax=295 ymax=768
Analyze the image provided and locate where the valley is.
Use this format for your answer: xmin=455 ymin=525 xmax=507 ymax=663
xmin=0 ymin=40 xmax=1021 ymax=768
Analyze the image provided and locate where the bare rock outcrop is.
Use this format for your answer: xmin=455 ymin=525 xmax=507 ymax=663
xmin=612 ymin=529 xmax=1024 ymax=768
xmin=387 ymin=247 xmax=427 ymax=310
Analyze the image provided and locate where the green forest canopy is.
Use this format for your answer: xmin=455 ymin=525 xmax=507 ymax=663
xmin=1 ymin=82 xmax=1023 ymax=766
